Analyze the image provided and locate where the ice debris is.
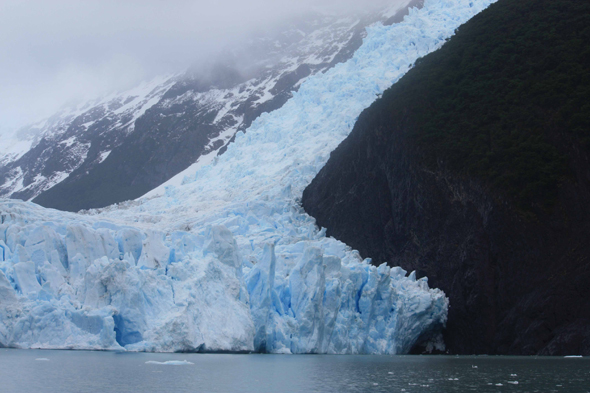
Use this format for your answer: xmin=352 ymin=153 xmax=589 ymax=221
xmin=0 ymin=0 xmax=496 ymax=353
xmin=145 ymin=360 xmax=194 ymax=365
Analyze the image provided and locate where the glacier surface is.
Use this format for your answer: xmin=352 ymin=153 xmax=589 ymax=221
xmin=0 ymin=0 xmax=495 ymax=354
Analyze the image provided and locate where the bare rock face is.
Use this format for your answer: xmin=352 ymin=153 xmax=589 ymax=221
xmin=303 ymin=0 xmax=590 ymax=355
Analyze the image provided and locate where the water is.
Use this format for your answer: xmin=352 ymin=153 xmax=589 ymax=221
xmin=0 ymin=349 xmax=588 ymax=392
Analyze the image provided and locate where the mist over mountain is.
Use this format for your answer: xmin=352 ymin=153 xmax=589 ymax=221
xmin=0 ymin=0 xmax=415 ymax=211
xmin=0 ymin=0 xmax=404 ymax=130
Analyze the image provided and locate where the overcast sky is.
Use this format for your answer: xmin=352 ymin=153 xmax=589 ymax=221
xmin=0 ymin=0 xmax=398 ymax=131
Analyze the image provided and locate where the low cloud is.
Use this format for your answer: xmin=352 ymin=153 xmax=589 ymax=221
xmin=0 ymin=0 xmax=403 ymax=130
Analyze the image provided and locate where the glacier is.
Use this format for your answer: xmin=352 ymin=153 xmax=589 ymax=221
xmin=0 ymin=0 xmax=495 ymax=354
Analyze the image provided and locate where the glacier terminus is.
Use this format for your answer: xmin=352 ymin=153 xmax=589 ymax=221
xmin=0 ymin=0 xmax=496 ymax=354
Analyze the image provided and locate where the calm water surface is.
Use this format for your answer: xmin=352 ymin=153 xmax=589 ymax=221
xmin=0 ymin=349 xmax=588 ymax=392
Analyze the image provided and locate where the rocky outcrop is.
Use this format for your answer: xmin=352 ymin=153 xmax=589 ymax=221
xmin=302 ymin=0 xmax=590 ymax=355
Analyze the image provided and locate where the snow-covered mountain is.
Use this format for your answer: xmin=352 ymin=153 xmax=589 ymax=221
xmin=0 ymin=2 xmax=419 ymax=212
xmin=0 ymin=75 xmax=176 ymax=203
xmin=0 ymin=0 xmax=496 ymax=353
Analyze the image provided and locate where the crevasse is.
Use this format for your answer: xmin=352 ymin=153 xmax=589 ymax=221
xmin=0 ymin=0 xmax=495 ymax=353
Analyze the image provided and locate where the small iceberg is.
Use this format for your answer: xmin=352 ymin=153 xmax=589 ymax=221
xmin=35 ymin=358 xmax=50 ymax=361
xmin=564 ymin=355 xmax=583 ymax=358
xmin=145 ymin=360 xmax=194 ymax=365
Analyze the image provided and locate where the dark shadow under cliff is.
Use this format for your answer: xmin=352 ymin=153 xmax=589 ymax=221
xmin=302 ymin=0 xmax=590 ymax=355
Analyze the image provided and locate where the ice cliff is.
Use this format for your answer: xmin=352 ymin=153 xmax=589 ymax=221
xmin=0 ymin=0 xmax=495 ymax=353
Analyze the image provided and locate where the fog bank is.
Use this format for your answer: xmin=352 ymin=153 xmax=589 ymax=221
xmin=0 ymin=0 xmax=404 ymax=130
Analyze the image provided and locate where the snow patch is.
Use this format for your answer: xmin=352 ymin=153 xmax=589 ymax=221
xmin=98 ymin=151 xmax=111 ymax=163
xmin=60 ymin=137 xmax=76 ymax=147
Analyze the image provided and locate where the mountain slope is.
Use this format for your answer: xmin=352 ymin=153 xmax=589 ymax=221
xmin=1 ymin=5 xmax=415 ymax=212
xmin=0 ymin=76 xmax=176 ymax=202
xmin=302 ymin=0 xmax=590 ymax=355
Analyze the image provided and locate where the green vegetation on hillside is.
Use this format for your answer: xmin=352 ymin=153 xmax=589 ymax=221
xmin=377 ymin=0 xmax=590 ymax=211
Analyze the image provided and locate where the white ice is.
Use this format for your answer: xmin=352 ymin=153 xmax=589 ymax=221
xmin=145 ymin=360 xmax=194 ymax=365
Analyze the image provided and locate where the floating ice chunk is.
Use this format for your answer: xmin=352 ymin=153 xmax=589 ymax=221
xmin=145 ymin=360 xmax=194 ymax=365
xmin=35 ymin=358 xmax=50 ymax=361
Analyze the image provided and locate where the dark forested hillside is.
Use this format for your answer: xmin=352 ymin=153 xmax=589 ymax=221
xmin=303 ymin=0 xmax=590 ymax=355
xmin=377 ymin=0 xmax=589 ymax=213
